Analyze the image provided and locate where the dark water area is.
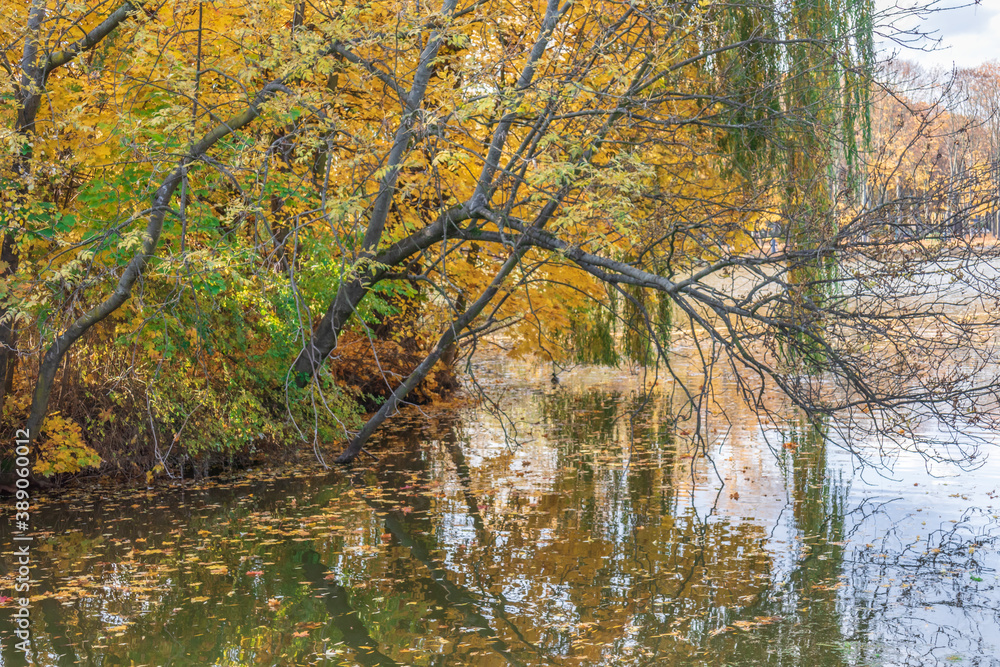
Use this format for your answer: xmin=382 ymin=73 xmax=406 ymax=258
xmin=2 ymin=359 xmax=1000 ymax=666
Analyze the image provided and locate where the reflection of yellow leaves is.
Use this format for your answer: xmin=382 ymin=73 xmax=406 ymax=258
xmin=297 ymin=622 xmax=324 ymax=631
xmin=732 ymin=616 xmax=783 ymax=631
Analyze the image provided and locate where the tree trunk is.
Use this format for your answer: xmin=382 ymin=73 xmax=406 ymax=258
xmin=24 ymin=83 xmax=286 ymax=446
xmin=0 ymin=0 xmax=46 ymax=420
xmin=2 ymin=0 xmax=141 ymax=420
xmin=336 ymin=243 xmax=527 ymax=462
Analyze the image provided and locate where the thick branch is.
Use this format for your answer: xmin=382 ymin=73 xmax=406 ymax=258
xmin=294 ymin=0 xmax=565 ymax=386
xmin=292 ymin=0 xmax=461 ymax=383
xmin=457 ymin=220 xmax=890 ymax=414
xmin=329 ymin=42 xmax=407 ymax=103
xmin=292 ymin=205 xmax=471 ymax=385
xmin=336 ymin=242 xmax=529 ymax=462
xmin=43 ymin=1 xmax=142 ymax=78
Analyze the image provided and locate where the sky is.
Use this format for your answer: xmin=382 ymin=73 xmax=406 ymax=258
xmin=875 ymin=0 xmax=1000 ymax=71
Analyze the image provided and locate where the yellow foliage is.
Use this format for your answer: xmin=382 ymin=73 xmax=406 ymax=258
xmin=34 ymin=412 xmax=102 ymax=477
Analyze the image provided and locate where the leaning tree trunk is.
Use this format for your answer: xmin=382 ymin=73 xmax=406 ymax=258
xmin=0 ymin=0 xmax=46 ymax=420
xmin=335 ymin=243 xmax=530 ymax=462
xmin=292 ymin=0 xmax=562 ymax=386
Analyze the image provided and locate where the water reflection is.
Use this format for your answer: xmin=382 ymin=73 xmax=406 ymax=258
xmin=2 ymin=365 xmax=1000 ymax=666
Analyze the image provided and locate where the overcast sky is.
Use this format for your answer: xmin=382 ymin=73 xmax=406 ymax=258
xmin=875 ymin=0 xmax=1000 ymax=71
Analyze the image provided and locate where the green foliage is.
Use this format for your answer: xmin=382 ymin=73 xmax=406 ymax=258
xmin=568 ymin=302 xmax=620 ymax=367
xmin=709 ymin=0 xmax=874 ymax=190
xmin=566 ymin=282 xmax=672 ymax=368
xmin=141 ymin=258 xmax=364 ymax=458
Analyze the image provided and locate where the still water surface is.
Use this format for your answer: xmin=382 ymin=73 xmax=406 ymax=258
xmin=2 ymin=358 xmax=1000 ymax=666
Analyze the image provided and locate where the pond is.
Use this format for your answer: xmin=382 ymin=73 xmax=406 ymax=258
xmin=2 ymin=355 xmax=1000 ymax=666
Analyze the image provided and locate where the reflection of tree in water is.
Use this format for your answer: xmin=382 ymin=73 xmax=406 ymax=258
xmin=404 ymin=389 xmax=785 ymax=664
xmin=742 ymin=416 xmax=1000 ymax=667
xmin=722 ymin=416 xmax=853 ymax=665
xmin=6 ymin=392 xmax=1000 ymax=666
xmin=352 ymin=393 xmax=779 ymax=664
xmin=0 ymin=474 xmax=414 ymax=666
xmin=843 ymin=504 xmax=1000 ymax=665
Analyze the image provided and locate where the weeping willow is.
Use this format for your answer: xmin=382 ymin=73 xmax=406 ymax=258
xmin=567 ymin=0 xmax=874 ymax=371
xmin=782 ymin=0 xmax=873 ymax=371
xmin=569 ymin=300 xmax=620 ymax=366
xmin=567 ymin=280 xmax=672 ymax=367
xmin=710 ymin=0 xmax=874 ymax=371
xmin=711 ymin=0 xmax=874 ymax=180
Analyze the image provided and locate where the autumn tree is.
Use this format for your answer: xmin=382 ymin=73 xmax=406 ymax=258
xmin=3 ymin=0 xmax=999 ymax=475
